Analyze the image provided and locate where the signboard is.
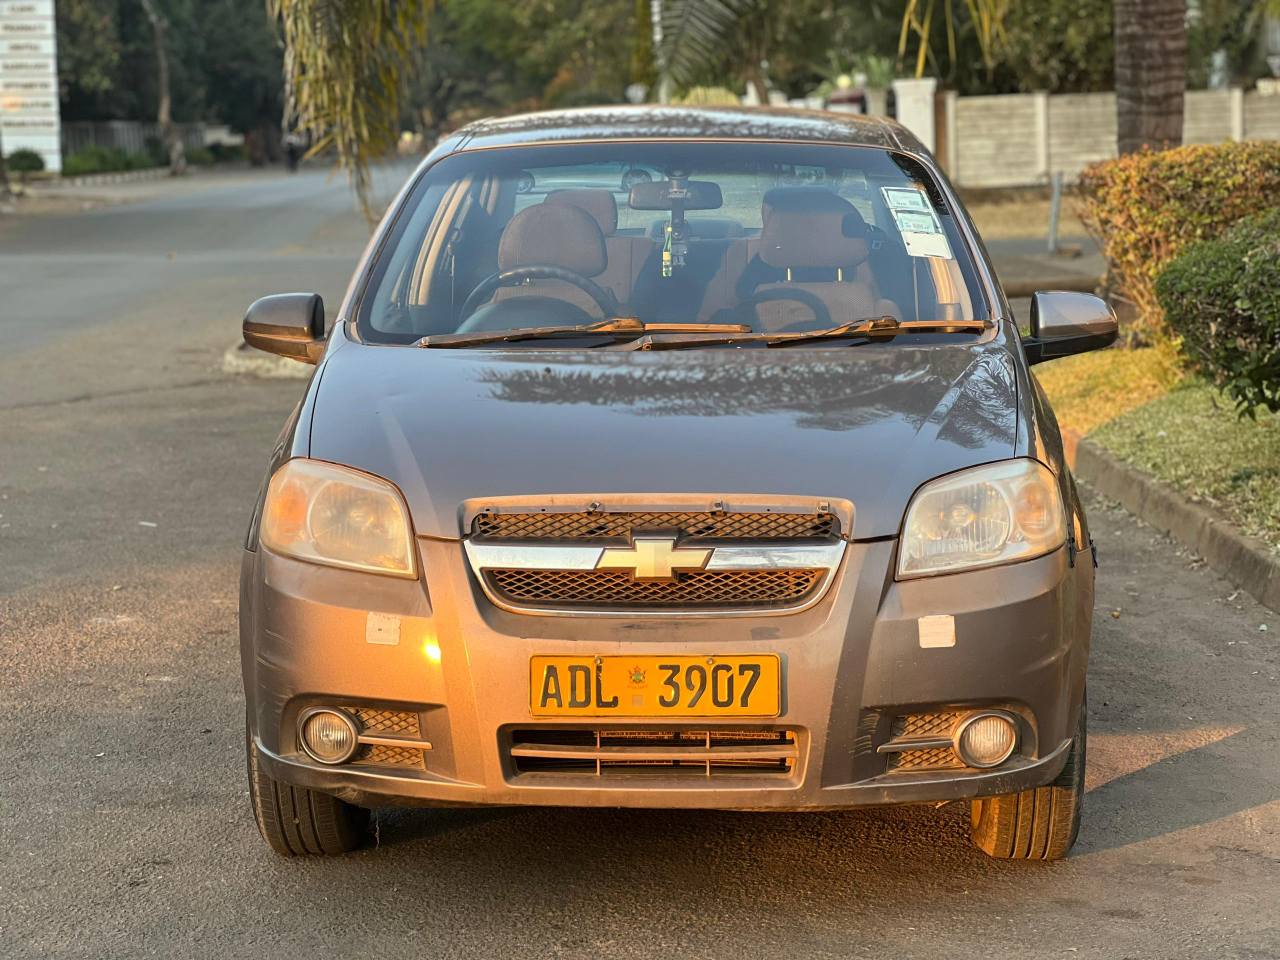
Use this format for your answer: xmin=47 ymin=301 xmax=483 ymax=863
xmin=1 ymin=0 xmax=60 ymax=173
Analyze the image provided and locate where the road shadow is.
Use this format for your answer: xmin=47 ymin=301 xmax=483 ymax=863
xmin=1079 ymin=726 xmax=1276 ymax=855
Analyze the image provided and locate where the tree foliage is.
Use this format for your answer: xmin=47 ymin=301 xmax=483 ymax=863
xmin=55 ymin=0 xmax=282 ymax=141
xmin=657 ymin=0 xmax=744 ymax=91
xmin=656 ymin=0 xmax=897 ymax=101
xmin=1158 ymin=209 xmax=1280 ymax=417
xmin=54 ymin=0 xmax=121 ymax=106
xmin=999 ymin=0 xmax=1113 ymax=93
xmin=1078 ymin=141 xmax=1280 ymax=340
xmin=1186 ymin=0 xmax=1279 ymax=88
xmin=897 ymin=0 xmax=1010 ymax=84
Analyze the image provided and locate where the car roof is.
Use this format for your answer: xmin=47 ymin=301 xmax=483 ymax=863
xmin=443 ymin=105 xmax=926 ymax=157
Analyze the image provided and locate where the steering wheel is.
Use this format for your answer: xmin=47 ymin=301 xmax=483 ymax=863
xmin=458 ymin=265 xmax=619 ymax=324
xmin=739 ymin=287 xmax=834 ymax=332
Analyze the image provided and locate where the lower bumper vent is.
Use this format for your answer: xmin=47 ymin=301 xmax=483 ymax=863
xmin=350 ymin=707 xmax=429 ymax=770
xmin=880 ymin=711 xmax=966 ymax=772
xmin=887 ymin=744 xmax=964 ymax=771
xmin=509 ymin=728 xmax=798 ymax=778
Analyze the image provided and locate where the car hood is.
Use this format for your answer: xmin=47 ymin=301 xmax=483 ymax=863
xmin=308 ymin=337 xmax=1021 ymax=541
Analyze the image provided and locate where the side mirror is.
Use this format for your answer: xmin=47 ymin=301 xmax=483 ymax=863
xmin=1023 ymin=291 xmax=1118 ymax=364
xmin=242 ymin=293 xmax=326 ymax=364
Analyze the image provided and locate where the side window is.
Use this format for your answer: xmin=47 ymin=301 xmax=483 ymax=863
xmin=513 ymin=191 xmax=542 ymax=217
xmin=366 ymin=181 xmax=448 ymax=334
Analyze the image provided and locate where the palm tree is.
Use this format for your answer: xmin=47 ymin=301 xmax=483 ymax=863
xmin=269 ymin=0 xmax=432 ymax=218
xmin=1114 ymin=0 xmax=1186 ymax=154
xmin=655 ymin=0 xmax=749 ymax=97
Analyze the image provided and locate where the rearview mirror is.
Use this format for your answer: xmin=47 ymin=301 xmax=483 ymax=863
xmin=242 ymin=293 xmax=326 ymax=364
xmin=628 ymin=179 xmax=723 ymax=211
xmin=1023 ymin=291 xmax=1118 ymax=364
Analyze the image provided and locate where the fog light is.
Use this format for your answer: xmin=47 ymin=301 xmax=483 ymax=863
xmin=954 ymin=712 xmax=1017 ymax=768
xmin=299 ymin=708 xmax=359 ymax=765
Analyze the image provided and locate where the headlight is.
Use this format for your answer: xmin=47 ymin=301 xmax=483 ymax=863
xmin=260 ymin=459 xmax=416 ymax=577
xmin=897 ymin=459 xmax=1066 ymax=579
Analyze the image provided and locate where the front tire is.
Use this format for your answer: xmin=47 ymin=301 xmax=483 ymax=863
xmin=246 ymin=725 xmax=369 ymax=856
xmin=970 ymin=700 xmax=1086 ymax=860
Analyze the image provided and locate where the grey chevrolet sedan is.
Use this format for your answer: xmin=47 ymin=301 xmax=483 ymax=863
xmin=239 ymin=106 xmax=1117 ymax=860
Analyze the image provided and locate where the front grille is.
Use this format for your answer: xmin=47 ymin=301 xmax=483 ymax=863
xmin=509 ymin=728 xmax=798 ymax=777
xmin=484 ymin=567 xmax=825 ymax=610
xmin=472 ymin=510 xmax=838 ymax=543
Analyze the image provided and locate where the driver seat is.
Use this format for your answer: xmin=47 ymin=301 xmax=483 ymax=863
xmin=545 ymin=189 xmax=654 ymax=309
xmin=470 ymin=203 xmax=614 ymax=329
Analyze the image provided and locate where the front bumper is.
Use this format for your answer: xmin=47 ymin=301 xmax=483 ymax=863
xmin=240 ymin=536 xmax=1092 ymax=810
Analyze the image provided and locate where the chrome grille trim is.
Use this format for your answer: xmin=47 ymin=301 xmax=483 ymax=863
xmin=508 ymin=728 xmax=799 ymax=778
xmin=464 ymin=541 xmax=844 ymax=572
xmin=464 ymin=540 xmax=846 ymax=617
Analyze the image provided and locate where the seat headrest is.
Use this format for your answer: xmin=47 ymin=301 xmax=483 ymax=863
xmin=498 ymin=203 xmax=607 ymax=278
xmin=545 ymin=189 xmax=618 ymax=236
xmin=758 ymin=188 xmax=870 ymax=270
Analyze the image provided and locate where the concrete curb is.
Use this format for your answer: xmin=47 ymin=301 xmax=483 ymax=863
xmin=58 ymin=167 xmax=174 ymax=188
xmin=1065 ymin=429 xmax=1280 ymax=613
xmin=221 ymin=341 xmax=311 ymax=380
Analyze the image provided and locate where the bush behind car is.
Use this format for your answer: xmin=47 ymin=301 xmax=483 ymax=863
xmin=61 ymin=146 xmax=159 ymax=177
xmin=6 ymin=148 xmax=45 ymax=178
xmin=1156 ymin=207 xmax=1280 ymax=417
xmin=1078 ymin=141 xmax=1280 ymax=342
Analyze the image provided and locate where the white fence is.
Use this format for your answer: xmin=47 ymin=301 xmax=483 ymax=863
xmin=938 ymin=88 xmax=1280 ymax=189
xmin=61 ymin=120 xmax=208 ymax=158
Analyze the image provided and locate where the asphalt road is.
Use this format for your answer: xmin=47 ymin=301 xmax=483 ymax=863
xmin=1 ymin=169 xmax=1278 ymax=960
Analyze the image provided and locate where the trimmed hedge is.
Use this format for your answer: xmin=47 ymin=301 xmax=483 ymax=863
xmin=1078 ymin=141 xmax=1280 ymax=341
xmin=61 ymin=146 xmax=159 ymax=177
xmin=1156 ymin=207 xmax=1280 ymax=417
xmin=6 ymin=148 xmax=44 ymax=175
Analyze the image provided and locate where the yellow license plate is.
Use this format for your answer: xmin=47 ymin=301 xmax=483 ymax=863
xmin=529 ymin=654 xmax=780 ymax=718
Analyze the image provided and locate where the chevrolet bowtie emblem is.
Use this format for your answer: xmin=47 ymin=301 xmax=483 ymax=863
xmin=596 ymin=537 xmax=711 ymax=580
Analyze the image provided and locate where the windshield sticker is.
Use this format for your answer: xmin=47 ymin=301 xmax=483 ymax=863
xmin=883 ymin=194 xmax=954 ymax=260
xmin=895 ymin=210 xmax=939 ymax=234
xmin=881 ymin=187 xmax=931 ymax=212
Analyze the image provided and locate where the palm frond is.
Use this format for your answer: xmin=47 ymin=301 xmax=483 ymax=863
xmin=899 ymin=0 xmax=1008 ymax=81
xmin=269 ymin=0 xmax=432 ymax=220
xmin=658 ymin=0 xmax=750 ymax=88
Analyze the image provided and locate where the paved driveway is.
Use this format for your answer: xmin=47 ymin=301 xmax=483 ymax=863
xmin=1 ymin=170 xmax=1276 ymax=959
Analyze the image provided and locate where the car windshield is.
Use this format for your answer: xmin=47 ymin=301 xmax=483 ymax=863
xmin=359 ymin=141 xmax=990 ymax=345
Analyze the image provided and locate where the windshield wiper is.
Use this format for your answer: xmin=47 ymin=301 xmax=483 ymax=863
xmin=618 ymin=316 xmax=988 ymax=351
xmin=764 ymin=316 xmax=987 ymax=347
xmin=417 ymin=318 xmax=751 ymax=348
